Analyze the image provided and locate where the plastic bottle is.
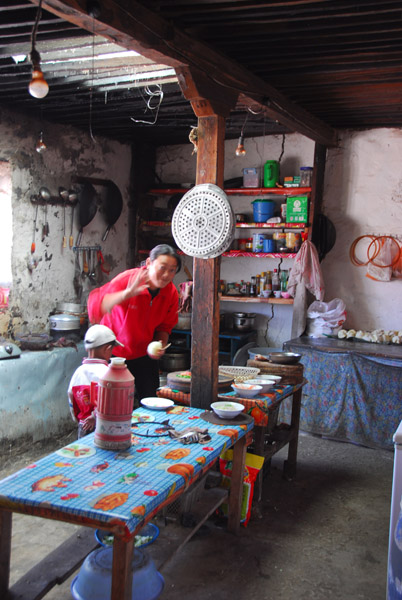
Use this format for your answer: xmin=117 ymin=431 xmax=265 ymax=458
xmin=94 ymin=357 xmax=135 ymax=450
xmin=280 ymin=270 xmax=288 ymax=291
xmin=272 ymin=269 xmax=280 ymax=292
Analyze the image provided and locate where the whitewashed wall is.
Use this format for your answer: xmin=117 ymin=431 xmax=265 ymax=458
xmin=156 ymin=128 xmax=402 ymax=346
xmin=0 ymin=106 xmax=131 ymax=338
xmin=323 ymin=129 xmax=402 ymax=331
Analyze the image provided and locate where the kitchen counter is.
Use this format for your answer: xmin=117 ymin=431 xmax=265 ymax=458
xmin=282 ymin=336 xmax=402 ymax=449
xmin=0 ymin=342 xmax=86 ymax=445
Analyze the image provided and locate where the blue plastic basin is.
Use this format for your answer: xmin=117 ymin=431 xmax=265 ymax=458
xmin=71 ymin=547 xmax=164 ymax=600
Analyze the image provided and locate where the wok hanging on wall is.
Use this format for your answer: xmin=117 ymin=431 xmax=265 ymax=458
xmin=102 ymin=181 xmax=123 ymax=241
xmin=76 ymin=182 xmax=97 ymax=246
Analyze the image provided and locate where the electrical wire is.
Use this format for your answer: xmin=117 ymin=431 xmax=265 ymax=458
xmin=130 ymin=85 xmax=164 ymax=125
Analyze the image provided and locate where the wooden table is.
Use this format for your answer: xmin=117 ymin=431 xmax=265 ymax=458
xmin=0 ymin=404 xmax=253 ymax=600
xmin=283 ymin=336 xmax=402 ymax=449
xmin=217 ymin=373 xmax=306 ymax=503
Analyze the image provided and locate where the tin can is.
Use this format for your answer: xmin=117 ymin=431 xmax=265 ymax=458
xmin=252 ymin=233 xmax=265 ymax=253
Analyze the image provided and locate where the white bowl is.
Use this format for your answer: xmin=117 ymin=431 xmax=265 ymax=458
xmin=211 ymin=401 xmax=245 ymax=419
xmin=255 ymin=374 xmax=282 ymax=385
xmin=247 ymin=378 xmax=275 ymax=393
xmin=140 ymin=397 xmax=174 ymax=411
xmin=231 ymin=383 xmax=262 ymax=398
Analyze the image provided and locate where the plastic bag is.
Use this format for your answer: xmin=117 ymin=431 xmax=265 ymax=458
xmin=306 ymin=298 xmax=346 ymax=338
xmin=366 ymin=237 xmax=398 ymax=282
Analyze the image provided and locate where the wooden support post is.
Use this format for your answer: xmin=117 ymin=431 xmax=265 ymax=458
xmin=189 ymin=115 xmax=226 ymax=409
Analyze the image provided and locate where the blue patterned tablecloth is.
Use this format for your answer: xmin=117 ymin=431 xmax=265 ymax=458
xmin=0 ymin=405 xmax=253 ymax=536
xmin=282 ymin=345 xmax=402 ymax=450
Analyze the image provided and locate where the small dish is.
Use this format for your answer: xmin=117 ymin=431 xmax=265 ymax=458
xmin=140 ymin=397 xmax=174 ymax=411
xmin=231 ymin=383 xmax=262 ymax=398
xmin=281 ymin=291 xmax=291 ymax=299
xmin=247 ymin=378 xmax=275 ymax=393
xmin=273 ymin=290 xmax=282 ymax=298
xmin=211 ymin=401 xmax=245 ymax=419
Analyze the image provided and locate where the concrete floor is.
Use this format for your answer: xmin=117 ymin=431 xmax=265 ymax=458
xmin=2 ymin=429 xmax=394 ymax=600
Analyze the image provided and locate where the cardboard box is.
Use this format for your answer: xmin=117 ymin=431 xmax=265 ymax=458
xmin=286 ymin=195 xmax=308 ymax=223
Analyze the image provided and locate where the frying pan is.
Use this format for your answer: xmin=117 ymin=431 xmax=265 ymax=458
xmin=76 ymin=182 xmax=97 ymax=246
xmin=102 ymin=180 xmax=123 ymax=241
xmin=312 ymin=214 xmax=337 ymax=262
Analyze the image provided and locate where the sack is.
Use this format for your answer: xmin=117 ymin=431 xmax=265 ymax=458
xmin=306 ymin=298 xmax=346 ymax=338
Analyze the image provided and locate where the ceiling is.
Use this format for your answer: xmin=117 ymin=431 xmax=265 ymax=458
xmin=1 ymin=0 xmax=402 ymax=147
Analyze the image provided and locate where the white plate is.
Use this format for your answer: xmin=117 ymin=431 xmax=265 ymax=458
xmin=140 ymin=397 xmax=174 ymax=411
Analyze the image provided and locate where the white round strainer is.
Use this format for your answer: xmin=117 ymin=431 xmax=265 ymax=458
xmin=171 ymin=183 xmax=235 ymax=258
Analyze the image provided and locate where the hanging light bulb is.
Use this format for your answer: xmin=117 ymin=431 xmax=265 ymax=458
xmin=28 ymin=0 xmax=49 ymax=99
xmin=235 ymin=111 xmax=249 ymax=157
xmin=235 ymin=134 xmax=246 ymax=157
xmin=35 ymin=131 xmax=47 ymax=153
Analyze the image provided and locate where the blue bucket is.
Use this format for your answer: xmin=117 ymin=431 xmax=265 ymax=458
xmin=252 ymin=199 xmax=275 ymax=223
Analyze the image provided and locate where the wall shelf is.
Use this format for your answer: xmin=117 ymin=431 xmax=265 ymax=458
xmin=220 ymin=295 xmax=294 ymax=305
xmin=222 ymin=251 xmax=297 ymax=258
xmin=148 ymin=187 xmax=311 ymax=196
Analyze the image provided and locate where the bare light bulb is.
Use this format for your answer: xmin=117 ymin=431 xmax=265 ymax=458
xmin=235 ymin=135 xmax=246 ymax=157
xmin=35 ymin=131 xmax=47 ymax=153
xmin=29 ymin=69 xmax=49 ymax=99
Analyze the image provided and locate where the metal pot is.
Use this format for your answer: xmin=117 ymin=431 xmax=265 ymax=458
xmin=49 ymin=313 xmax=81 ymax=341
xmin=232 ymin=312 xmax=256 ymax=332
xmin=159 ymin=349 xmax=190 ymax=372
xmin=175 ymin=312 xmax=192 ymax=330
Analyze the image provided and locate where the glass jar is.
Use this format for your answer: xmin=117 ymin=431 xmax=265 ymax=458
xmin=300 ymin=166 xmax=313 ymax=187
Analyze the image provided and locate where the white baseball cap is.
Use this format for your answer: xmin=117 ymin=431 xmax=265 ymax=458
xmin=84 ymin=324 xmax=124 ymax=350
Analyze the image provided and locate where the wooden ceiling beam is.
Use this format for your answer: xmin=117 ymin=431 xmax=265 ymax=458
xmin=32 ymin=0 xmax=338 ymax=146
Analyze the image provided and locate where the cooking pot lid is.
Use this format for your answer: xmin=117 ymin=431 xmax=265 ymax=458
xmin=171 ymin=184 xmax=235 ymax=258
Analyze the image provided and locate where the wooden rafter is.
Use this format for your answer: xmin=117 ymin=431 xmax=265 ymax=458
xmin=30 ymin=0 xmax=338 ymax=146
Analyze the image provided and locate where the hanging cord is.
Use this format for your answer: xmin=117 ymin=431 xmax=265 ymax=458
xmin=130 ymin=85 xmax=164 ymax=125
xmin=31 ymin=0 xmax=43 ymax=51
xmin=88 ymin=19 xmax=96 ymax=143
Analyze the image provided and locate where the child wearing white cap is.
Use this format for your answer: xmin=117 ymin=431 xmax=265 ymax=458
xmin=67 ymin=324 xmax=123 ymax=438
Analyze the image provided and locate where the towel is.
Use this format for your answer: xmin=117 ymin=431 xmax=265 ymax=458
xmin=287 ymin=240 xmax=325 ymax=301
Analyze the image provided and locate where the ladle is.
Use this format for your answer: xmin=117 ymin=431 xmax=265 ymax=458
xmin=59 ymin=188 xmax=69 ymax=248
xmin=39 ymin=186 xmax=51 ymax=201
xmin=68 ymin=190 xmax=78 ymax=248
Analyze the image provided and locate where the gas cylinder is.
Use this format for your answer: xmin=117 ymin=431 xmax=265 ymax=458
xmin=94 ymin=357 xmax=135 ymax=450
